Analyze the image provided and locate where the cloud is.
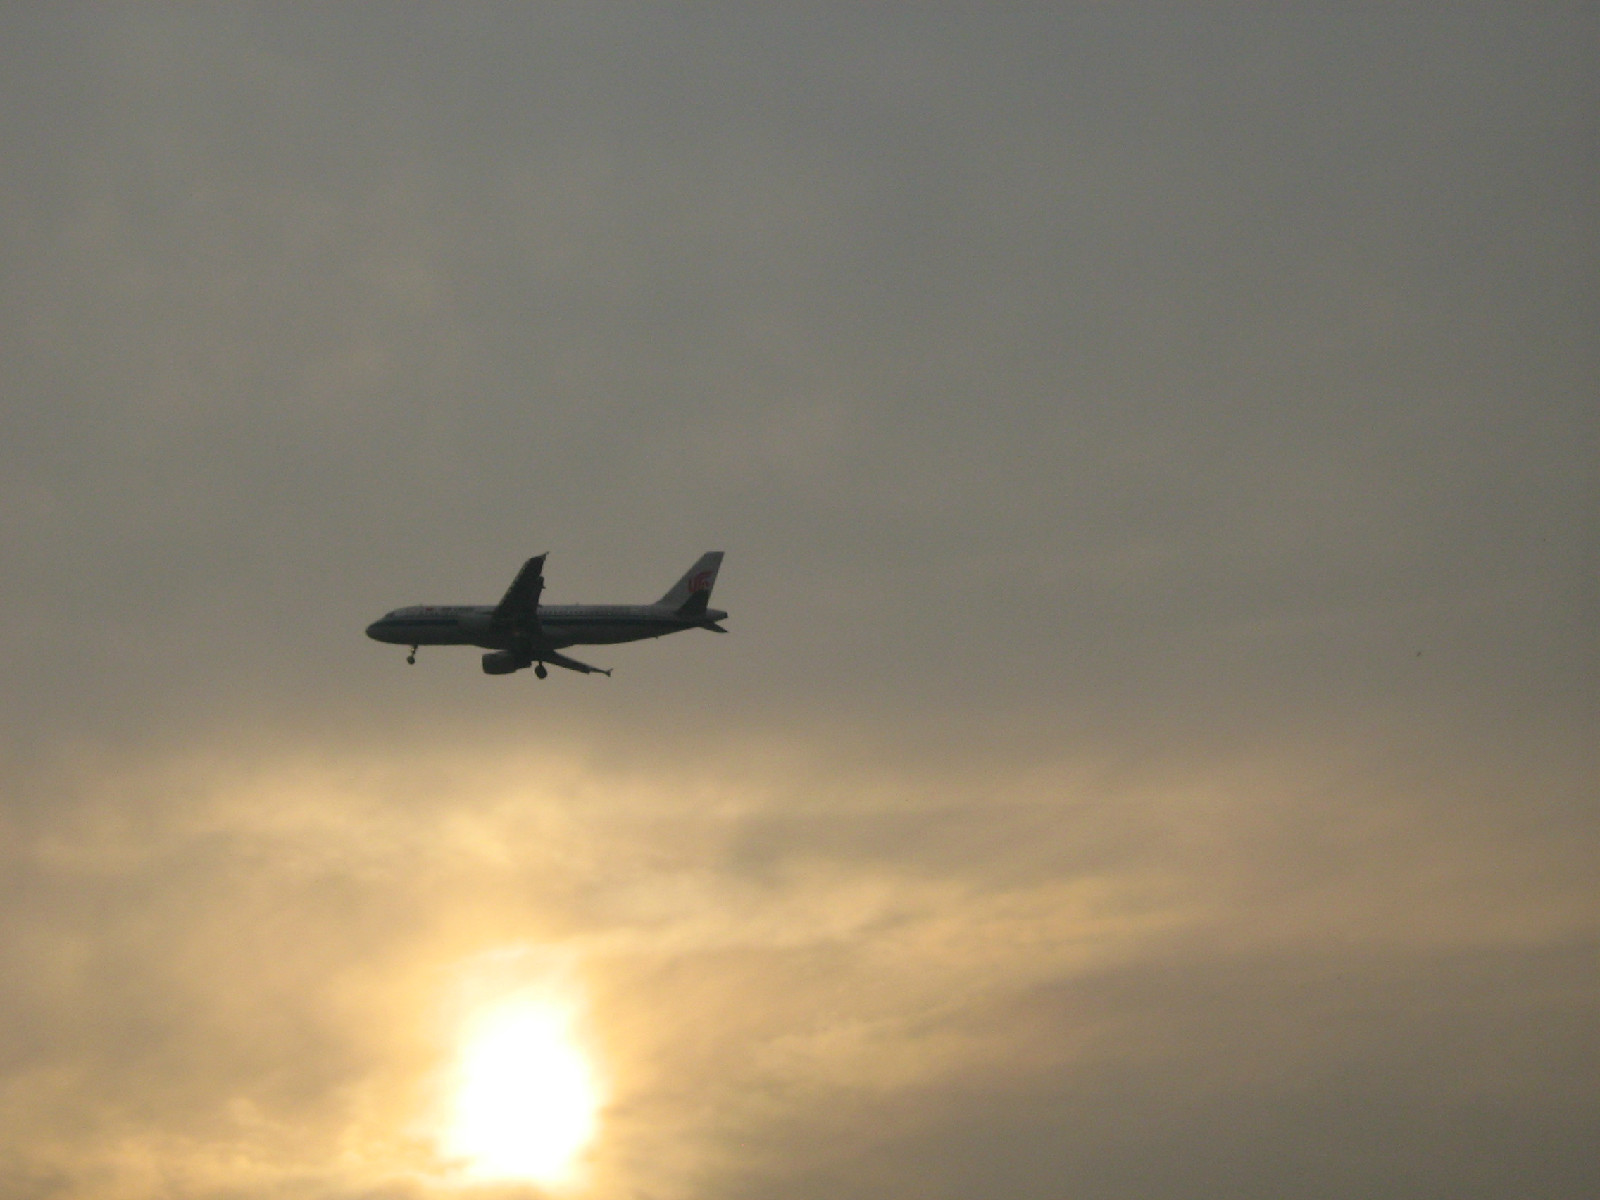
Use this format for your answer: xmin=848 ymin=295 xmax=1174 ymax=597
xmin=0 ymin=5 xmax=1594 ymax=1197
xmin=1 ymin=715 xmax=1593 ymax=1198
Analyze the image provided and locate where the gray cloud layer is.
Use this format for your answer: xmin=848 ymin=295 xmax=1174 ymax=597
xmin=1 ymin=6 xmax=1595 ymax=1198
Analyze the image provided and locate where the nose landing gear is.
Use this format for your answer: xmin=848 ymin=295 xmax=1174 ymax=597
xmin=406 ymin=646 xmax=417 ymax=665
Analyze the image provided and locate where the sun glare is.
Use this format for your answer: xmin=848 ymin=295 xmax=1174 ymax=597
xmin=441 ymin=993 xmax=602 ymax=1186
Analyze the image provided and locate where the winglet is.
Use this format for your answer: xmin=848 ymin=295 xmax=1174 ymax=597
xmin=493 ymin=554 xmax=547 ymax=624
xmin=542 ymin=648 xmax=612 ymax=677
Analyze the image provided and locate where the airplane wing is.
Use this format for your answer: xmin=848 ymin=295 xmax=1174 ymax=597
xmin=493 ymin=554 xmax=547 ymax=626
xmin=542 ymin=648 xmax=612 ymax=677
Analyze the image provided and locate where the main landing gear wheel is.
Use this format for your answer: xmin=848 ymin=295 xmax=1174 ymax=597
xmin=534 ymin=663 xmax=548 ymax=679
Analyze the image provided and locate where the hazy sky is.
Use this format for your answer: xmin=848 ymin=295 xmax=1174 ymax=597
xmin=1 ymin=6 xmax=1595 ymax=1199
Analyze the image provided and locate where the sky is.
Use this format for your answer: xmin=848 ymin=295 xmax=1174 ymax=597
xmin=1 ymin=5 xmax=1595 ymax=1198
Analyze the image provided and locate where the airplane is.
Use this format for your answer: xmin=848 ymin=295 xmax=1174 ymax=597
xmin=365 ymin=551 xmax=727 ymax=678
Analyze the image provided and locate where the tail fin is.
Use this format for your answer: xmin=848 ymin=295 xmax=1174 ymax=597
xmin=656 ymin=551 xmax=724 ymax=615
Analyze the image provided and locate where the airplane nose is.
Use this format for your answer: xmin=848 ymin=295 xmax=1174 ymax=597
xmin=365 ymin=620 xmax=387 ymax=641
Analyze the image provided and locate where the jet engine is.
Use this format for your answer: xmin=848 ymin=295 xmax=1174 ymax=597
xmin=481 ymin=649 xmax=529 ymax=675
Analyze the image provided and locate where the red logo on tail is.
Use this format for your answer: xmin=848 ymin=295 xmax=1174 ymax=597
xmin=689 ymin=570 xmax=713 ymax=593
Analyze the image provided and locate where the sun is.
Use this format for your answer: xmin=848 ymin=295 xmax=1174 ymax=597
xmin=440 ymin=992 xmax=603 ymax=1186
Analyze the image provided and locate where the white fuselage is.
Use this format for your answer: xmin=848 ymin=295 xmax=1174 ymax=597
xmin=366 ymin=549 xmax=727 ymax=677
xmin=365 ymin=603 xmax=725 ymax=650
